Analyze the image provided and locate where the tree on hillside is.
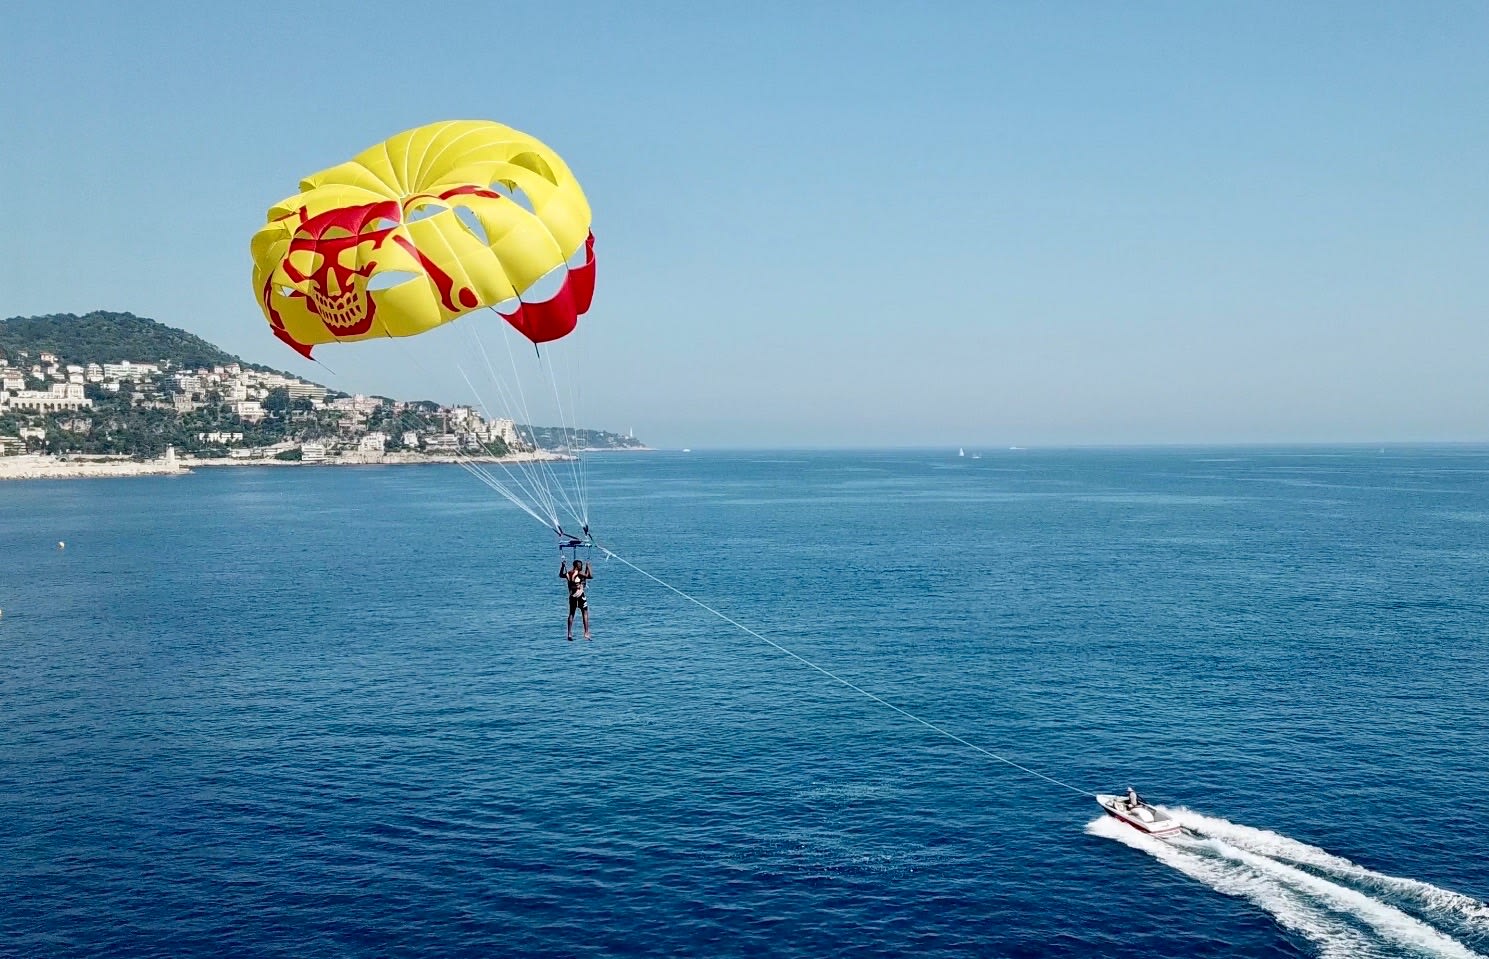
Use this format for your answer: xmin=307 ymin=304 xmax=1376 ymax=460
xmin=263 ymin=387 xmax=291 ymax=415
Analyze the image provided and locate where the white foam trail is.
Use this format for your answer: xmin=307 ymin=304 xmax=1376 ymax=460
xmin=1089 ymin=813 xmax=1485 ymax=959
xmin=1089 ymin=816 xmax=1378 ymax=959
xmin=1175 ymin=809 xmax=1489 ymax=935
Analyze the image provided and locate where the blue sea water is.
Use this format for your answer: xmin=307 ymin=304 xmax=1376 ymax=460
xmin=2 ymin=447 xmax=1486 ymax=958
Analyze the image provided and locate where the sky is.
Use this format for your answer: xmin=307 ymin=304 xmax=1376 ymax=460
xmin=2 ymin=1 xmax=1485 ymax=448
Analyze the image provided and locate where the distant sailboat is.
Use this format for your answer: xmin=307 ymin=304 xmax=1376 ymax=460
xmin=958 ymin=447 xmax=965 ymax=457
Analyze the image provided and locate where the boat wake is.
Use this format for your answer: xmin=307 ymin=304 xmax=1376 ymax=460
xmin=1088 ymin=809 xmax=1488 ymax=959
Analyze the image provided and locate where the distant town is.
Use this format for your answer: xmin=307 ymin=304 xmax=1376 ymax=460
xmin=0 ymin=348 xmax=640 ymax=463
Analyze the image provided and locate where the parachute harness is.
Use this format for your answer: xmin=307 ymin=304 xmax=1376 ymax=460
xmin=558 ymin=526 xmax=594 ymax=566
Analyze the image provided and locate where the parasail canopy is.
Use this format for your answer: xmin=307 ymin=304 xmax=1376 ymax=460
xmin=251 ymin=119 xmax=595 ymax=359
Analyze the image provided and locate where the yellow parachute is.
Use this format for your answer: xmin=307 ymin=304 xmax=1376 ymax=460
xmin=251 ymin=119 xmax=595 ymax=358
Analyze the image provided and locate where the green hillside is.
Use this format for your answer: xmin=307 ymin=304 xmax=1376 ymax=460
xmin=0 ymin=311 xmax=245 ymax=369
xmin=1 ymin=310 xmax=646 ymax=456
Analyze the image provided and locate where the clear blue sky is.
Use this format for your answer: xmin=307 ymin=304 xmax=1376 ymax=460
xmin=3 ymin=1 xmax=1485 ymax=447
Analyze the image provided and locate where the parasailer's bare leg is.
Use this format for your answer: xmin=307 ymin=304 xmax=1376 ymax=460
xmin=582 ymin=606 xmax=591 ymax=640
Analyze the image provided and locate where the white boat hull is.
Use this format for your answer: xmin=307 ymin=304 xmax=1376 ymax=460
xmin=1096 ymin=794 xmax=1183 ymax=838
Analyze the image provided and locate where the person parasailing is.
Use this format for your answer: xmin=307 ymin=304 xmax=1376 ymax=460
xmin=561 ymin=557 xmax=593 ymax=640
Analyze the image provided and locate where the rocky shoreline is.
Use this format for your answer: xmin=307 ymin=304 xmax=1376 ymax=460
xmin=0 ymin=454 xmax=189 ymax=481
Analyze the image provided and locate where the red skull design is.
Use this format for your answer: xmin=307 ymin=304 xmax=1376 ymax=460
xmin=280 ymin=201 xmax=402 ymax=338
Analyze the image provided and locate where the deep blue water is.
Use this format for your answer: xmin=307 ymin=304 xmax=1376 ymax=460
xmin=2 ymin=448 xmax=1486 ymax=958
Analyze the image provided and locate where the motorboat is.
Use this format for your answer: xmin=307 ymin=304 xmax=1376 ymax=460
xmin=1096 ymin=792 xmax=1183 ymax=838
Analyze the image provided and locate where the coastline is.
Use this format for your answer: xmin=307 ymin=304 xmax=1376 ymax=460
xmin=0 ymin=449 xmax=584 ymax=481
xmin=190 ymin=450 xmax=575 ymax=468
xmin=0 ymin=454 xmax=190 ymax=481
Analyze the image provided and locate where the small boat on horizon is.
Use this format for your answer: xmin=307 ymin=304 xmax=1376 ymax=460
xmin=1096 ymin=791 xmax=1183 ymax=839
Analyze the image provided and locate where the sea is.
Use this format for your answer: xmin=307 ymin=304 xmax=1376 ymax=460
xmin=2 ymin=447 xmax=1486 ymax=959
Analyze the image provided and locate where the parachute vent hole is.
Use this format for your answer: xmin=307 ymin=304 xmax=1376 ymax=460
xmin=406 ymin=202 xmax=449 ymax=223
xmin=508 ymin=152 xmax=558 ymax=185
xmin=372 ymin=217 xmax=400 ymax=231
xmin=367 ymin=271 xmax=421 ymax=292
xmin=521 ymin=265 xmax=567 ymax=304
xmin=453 ymin=206 xmax=489 ymax=245
xmin=303 ymin=225 xmax=354 ymax=241
xmin=277 ymin=286 xmax=298 ymax=298
xmin=567 ymin=242 xmax=590 ymax=269
xmin=490 ymin=181 xmax=536 ymax=214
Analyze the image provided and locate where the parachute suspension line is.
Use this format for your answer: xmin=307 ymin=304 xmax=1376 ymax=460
xmin=481 ymin=320 xmax=586 ymax=531
xmin=458 ymin=326 xmax=566 ymax=526
xmin=452 ymin=318 xmax=562 ymax=527
xmin=400 ymin=349 xmax=562 ymax=531
xmin=448 ymin=454 xmax=555 ymax=529
xmin=473 ymin=317 xmax=573 ymax=524
xmin=458 ymin=317 xmax=571 ymax=529
xmin=595 ymin=544 xmax=1098 ymax=801
xmin=300 ymin=347 xmax=556 ymax=533
xmin=519 ymin=344 xmax=587 ymax=532
xmin=351 ymin=377 xmax=552 ymax=529
xmin=568 ymin=329 xmax=591 ymax=528
xmin=538 ymin=346 xmax=590 ymax=532
xmin=412 ymin=344 xmax=568 ymax=531
xmin=452 ymin=361 xmax=566 ymax=528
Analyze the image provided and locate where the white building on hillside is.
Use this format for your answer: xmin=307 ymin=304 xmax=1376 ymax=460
xmin=329 ymin=393 xmax=380 ymax=415
xmin=102 ymin=360 xmax=160 ymax=380
xmin=286 ymin=381 xmax=328 ymax=401
xmin=9 ymin=382 xmax=91 ymax=412
xmin=483 ymin=417 xmax=518 ymax=445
